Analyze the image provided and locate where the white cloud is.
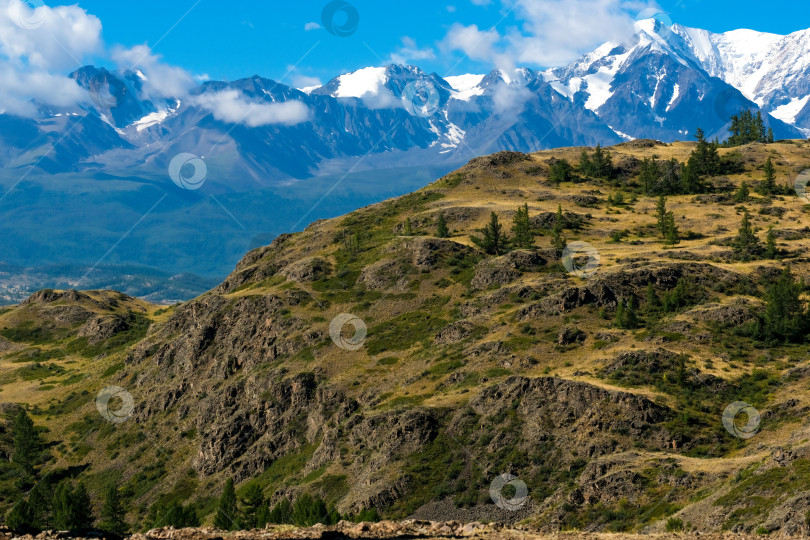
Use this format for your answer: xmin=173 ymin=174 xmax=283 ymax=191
xmin=440 ymin=23 xmax=509 ymax=67
xmin=441 ymin=0 xmax=657 ymax=69
xmin=387 ymin=36 xmax=436 ymax=66
xmin=360 ymin=88 xmax=400 ymax=110
xmin=304 ymin=21 xmax=321 ymax=31
xmin=0 ymin=0 xmax=100 ymax=116
xmin=507 ymin=0 xmax=654 ymax=66
xmin=193 ymin=90 xmax=311 ymax=127
xmin=291 ymin=74 xmax=322 ymax=89
xmin=0 ymin=0 xmax=102 ymax=71
xmin=492 ymin=82 xmax=532 ymax=113
xmin=0 ymin=64 xmax=87 ymax=116
xmin=112 ymin=45 xmax=196 ymax=100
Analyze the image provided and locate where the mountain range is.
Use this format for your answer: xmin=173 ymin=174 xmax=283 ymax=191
xmin=1 ymin=19 xmax=809 ymax=304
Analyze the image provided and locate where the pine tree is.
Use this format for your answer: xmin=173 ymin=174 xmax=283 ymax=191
xmin=662 ymin=279 xmax=688 ymax=312
xmin=591 ymin=144 xmax=614 ymax=178
xmin=680 ymin=158 xmax=703 ymax=194
xmin=28 ymin=480 xmax=53 ymax=530
xmin=639 ymin=158 xmax=660 ymax=195
xmin=511 ymin=203 xmax=533 ymax=249
xmin=268 ymin=498 xmax=292 ymax=524
xmin=655 ymin=196 xmax=668 ymax=236
xmin=52 ymin=481 xmax=93 ymax=531
xmin=645 ymin=283 xmax=661 ymax=313
xmin=550 ymin=204 xmax=567 ymax=255
xmin=692 ymin=128 xmax=721 ymax=176
xmin=12 ymin=409 xmax=42 ymax=481
xmin=436 ymin=212 xmax=449 ymax=238
xmin=240 ymin=483 xmax=265 ymax=530
xmin=762 ymin=267 xmax=806 ymax=342
xmin=758 ymin=157 xmax=776 ymax=195
xmin=6 ymin=497 xmax=32 ymax=531
xmin=734 ymin=181 xmax=750 ymax=203
xmin=71 ymin=483 xmax=94 ymax=530
xmin=549 ymin=158 xmax=573 ymax=184
xmin=625 ymin=297 xmax=639 ymax=329
xmin=767 ymin=127 xmax=774 ymax=143
xmin=404 ymin=217 xmax=413 ymax=236
xmin=99 ymin=484 xmax=128 ymax=535
xmin=766 ymin=227 xmax=778 ymax=259
xmin=579 ymin=149 xmax=593 ymax=176
xmin=214 ymin=478 xmax=239 ymax=531
xmin=732 ymin=210 xmax=761 ymax=261
xmin=472 ymin=212 xmax=507 ymax=255
xmin=614 ymin=299 xmax=626 ymax=328
xmin=664 ymin=212 xmax=680 ymax=246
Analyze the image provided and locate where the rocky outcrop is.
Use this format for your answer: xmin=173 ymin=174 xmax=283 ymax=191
xmin=471 ymin=251 xmax=546 ymax=290
xmin=279 ymin=257 xmax=331 ymax=283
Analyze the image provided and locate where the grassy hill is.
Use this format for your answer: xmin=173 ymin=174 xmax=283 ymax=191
xmin=3 ymin=139 xmax=810 ymax=534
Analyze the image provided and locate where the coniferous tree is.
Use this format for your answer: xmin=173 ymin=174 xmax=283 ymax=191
xmin=148 ymin=502 xmax=199 ymax=529
xmin=735 ymin=181 xmax=750 ymax=203
xmin=512 ymin=203 xmax=533 ymax=249
xmin=655 ymin=196 xmax=668 ymax=236
xmin=762 ymin=267 xmax=806 ymax=342
xmin=758 ymin=157 xmax=777 ymax=195
xmin=550 ymin=204 xmax=567 ymax=255
xmin=12 ymin=409 xmax=42 ymax=482
xmin=765 ymin=227 xmax=778 ymax=259
xmin=692 ymin=128 xmax=721 ymax=176
xmin=436 ymin=212 xmax=449 ymax=238
xmin=214 ymin=478 xmax=239 ymax=531
xmin=268 ymin=498 xmax=292 ymax=524
xmin=639 ymin=158 xmax=660 ymax=195
xmin=645 ymin=283 xmax=661 ymax=314
xmin=472 ymin=212 xmax=507 ymax=255
xmin=52 ymin=481 xmax=93 ymax=531
xmin=591 ymin=144 xmax=614 ymax=178
xmin=614 ymin=299 xmax=626 ymax=328
xmin=680 ymin=158 xmax=703 ymax=194
xmin=732 ymin=210 xmax=761 ymax=261
xmin=662 ymin=279 xmax=688 ymax=312
xmin=664 ymin=212 xmax=680 ymax=246
xmin=404 ymin=217 xmax=413 ymax=236
xmin=28 ymin=480 xmax=53 ymax=530
xmin=99 ymin=484 xmax=128 ymax=535
xmin=6 ymin=497 xmax=32 ymax=531
xmin=579 ymin=149 xmax=594 ymax=176
xmin=549 ymin=158 xmax=574 ymax=184
xmin=240 ymin=483 xmax=265 ymax=530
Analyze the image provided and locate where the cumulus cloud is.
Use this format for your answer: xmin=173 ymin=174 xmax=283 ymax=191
xmin=442 ymin=0 xmax=657 ymax=69
xmin=112 ymin=45 xmax=196 ymax=99
xmin=0 ymin=0 xmax=101 ymax=116
xmin=387 ymin=37 xmax=435 ymax=66
xmin=193 ymin=90 xmax=311 ymax=127
xmin=304 ymin=21 xmax=321 ymax=31
xmin=0 ymin=0 xmax=102 ymax=70
xmin=291 ymin=74 xmax=322 ymax=90
xmin=491 ymin=82 xmax=533 ymax=114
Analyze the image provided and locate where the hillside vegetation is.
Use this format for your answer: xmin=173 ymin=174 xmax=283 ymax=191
xmin=3 ymin=137 xmax=810 ymax=535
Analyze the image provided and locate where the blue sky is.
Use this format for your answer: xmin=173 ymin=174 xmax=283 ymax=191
xmin=35 ymin=0 xmax=810 ymax=86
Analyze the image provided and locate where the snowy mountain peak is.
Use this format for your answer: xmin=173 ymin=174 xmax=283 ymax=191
xmin=332 ymin=66 xmax=389 ymax=98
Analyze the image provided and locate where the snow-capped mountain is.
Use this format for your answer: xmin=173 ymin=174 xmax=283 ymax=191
xmin=1 ymin=20 xmax=809 ymax=303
